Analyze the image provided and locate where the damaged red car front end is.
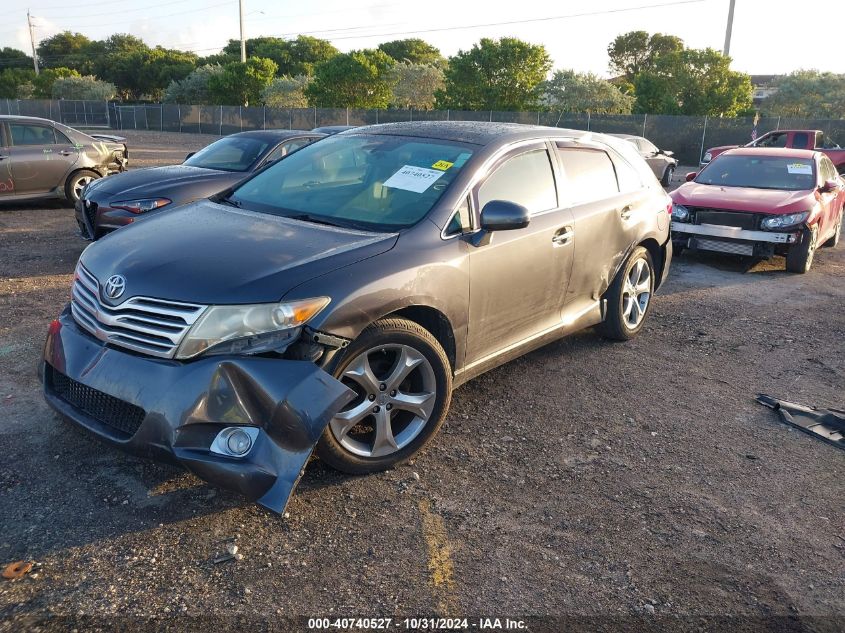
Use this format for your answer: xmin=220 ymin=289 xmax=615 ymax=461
xmin=670 ymin=148 xmax=845 ymax=272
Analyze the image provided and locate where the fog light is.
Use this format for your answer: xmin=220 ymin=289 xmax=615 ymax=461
xmin=210 ymin=426 xmax=259 ymax=458
xmin=227 ymin=429 xmax=252 ymax=455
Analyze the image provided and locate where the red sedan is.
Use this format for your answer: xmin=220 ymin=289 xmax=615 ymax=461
xmin=670 ymin=148 xmax=844 ymax=273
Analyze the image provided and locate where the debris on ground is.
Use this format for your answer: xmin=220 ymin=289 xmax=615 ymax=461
xmin=757 ymin=394 xmax=844 ymax=450
xmin=3 ymin=561 xmax=33 ymax=580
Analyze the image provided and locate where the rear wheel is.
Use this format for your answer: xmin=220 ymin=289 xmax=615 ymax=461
xmin=597 ymin=246 xmax=655 ymax=341
xmin=661 ymin=165 xmax=675 ymax=187
xmin=65 ymin=170 xmax=99 ymax=204
xmin=316 ymin=318 xmax=452 ymax=474
xmin=786 ymin=226 xmax=817 ymax=273
xmin=822 ymin=209 xmax=842 ymax=248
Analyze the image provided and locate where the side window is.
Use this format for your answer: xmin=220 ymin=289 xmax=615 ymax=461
xmin=264 ymin=139 xmax=308 ymax=163
xmin=477 ymin=149 xmax=557 ymax=215
xmin=609 ymin=153 xmax=644 ymax=193
xmin=792 ymin=132 xmax=809 ymax=149
xmin=55 ymin=129 xmax=73 ymax=145
xmin=556 ymin=147 xmax=620 ymax=204
xmin=759 ymin=132 xmax=787 ymax=148
xmin=10 ymin=124 xmax=56 ymax=146
xmin=815 ymin=132 xmax=824 ymax=149
xmin=640 ymin=138 xmax=658 ymax=155
xmin=444 ymin=196 xmax=472 ymax=237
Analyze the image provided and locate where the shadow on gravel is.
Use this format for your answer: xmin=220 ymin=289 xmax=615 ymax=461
xmin=0 ymin=411 xmax=351 ymax=562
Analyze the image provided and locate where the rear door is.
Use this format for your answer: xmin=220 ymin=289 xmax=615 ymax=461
xmin=8 ymin=122 xmax=79 ymax=195
xmin=464 ymin=142 xmax=575 ymax=365
xmin=555 ymin=143 xmax=651 ymax=311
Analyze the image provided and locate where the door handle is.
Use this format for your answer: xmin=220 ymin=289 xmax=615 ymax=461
xmin=552 ymin=227 xmax=574 ymax=246
xmin=59 ymin=150 xmax=75 ymax=156
xmin=0 ymin=155 xmax=8 ymax=161
xmin=620 ymin=205 xmax=633 ymax=220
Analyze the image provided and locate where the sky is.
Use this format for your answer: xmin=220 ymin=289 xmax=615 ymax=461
xmin=2 ymin=0 xmax=844 ymax=77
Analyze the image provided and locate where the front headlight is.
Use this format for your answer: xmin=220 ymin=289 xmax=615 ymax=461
xmin=110 ymin=198 xmax=171 ymax=214
xmin=761 ymin=211 xmax=809 ymax=231
xmin=175 ymin=297 xmax=330 ymax=359
xmin=671 ymin=203 xmax=690 ymax=221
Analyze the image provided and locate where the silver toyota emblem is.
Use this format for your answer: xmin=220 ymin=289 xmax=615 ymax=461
xmin=104 ymin=274 xmax=126 ymax=300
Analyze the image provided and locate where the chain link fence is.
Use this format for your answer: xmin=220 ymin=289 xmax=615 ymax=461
xmin=3 ymin=98 xmax=845 ymax=166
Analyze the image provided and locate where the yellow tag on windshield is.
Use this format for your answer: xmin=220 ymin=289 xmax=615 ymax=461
xmin=432 ymin=160 xmax=453 ymax=171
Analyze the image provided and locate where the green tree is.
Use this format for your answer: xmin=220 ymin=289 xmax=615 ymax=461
xmin=36 ymin=31 xmax=93 ymax=72
xmin=437 ymin=38 xmax=551 ymax=110
xmin=633 ymin=48 xmax=752 ymax=116
xmin=0 ymin=69 xmax=36 ymax=98
xmin=89 ymin=33 xmax=150 ymax=81
xmin=378 ymin=39 xmax=443 ymax=66
xmin=607 ymin=31 xmax=683 ymax=83
xmin=388 ymin=62 xmax=444 ymax=109
xmin=306 ymin=49 xmax=395 ymax=108
xmin=207 ymin=57 xmax=278 ymax=105
xmin=32 ymin=67 xmax=80 ymax=98
xmin=262 ymin=75 xmax=311 ymax=108
xmin=51 ymin=75 xmax=116 ymax=100
xmin=164 ymin=65 xmax=224 ymax=104
xmin=0 ymin=47 xmax=32 ymax=70
xmin=542 ymin=69 xmax=634 ymax=114
xmin=103 ymin=47 xmax=196 ymax=100
xmin=764 ymin=70 xmax=845 ymax=118
xmin=221 ymin=35 xmax=337 ymax=76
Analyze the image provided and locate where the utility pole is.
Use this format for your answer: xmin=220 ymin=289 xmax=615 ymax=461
xmin=27 ymin=9 xmax=39 ymax=75
xmin=239 ymin=0 xmax=246 ymax=62
xmin=723 ymin=0 xmax=736 ymax=56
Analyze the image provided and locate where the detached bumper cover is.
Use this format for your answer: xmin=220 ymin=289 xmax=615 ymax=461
xmin=42 ymin=307 xmax=354 ymax=513
xmin=671 ymin=221 xmax=798 ymax=244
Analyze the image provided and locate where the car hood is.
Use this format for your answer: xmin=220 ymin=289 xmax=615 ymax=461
xmin=705 ymin=145 xmax=741 ymax=155
xmin=88 ymin=165 xmax=245 ymax=199
xmin=671 ymin=182 xmax=817 ymax=215
xmin=81 ymin=200 xmax=399 ymax=304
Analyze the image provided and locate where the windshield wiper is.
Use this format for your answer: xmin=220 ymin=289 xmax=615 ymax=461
xmin=217 ymin=195 xmax=242 ymax=208
xmin=287 ymin=213 xmax=358 ymax=229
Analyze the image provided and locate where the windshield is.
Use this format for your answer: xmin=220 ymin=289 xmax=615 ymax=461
xmin=226 ymin=134 xmax=475 ymax=231
xmin=183 ymin=136 xmax=270 ymax=172
xmin=696 ymin=155 xmax=817 ymax=191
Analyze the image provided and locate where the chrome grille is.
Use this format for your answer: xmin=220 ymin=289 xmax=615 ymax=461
xmin=71 ymin=264 xmax=206 ymax=359
xmin=694 ymin=238 xmax=754 ymax=256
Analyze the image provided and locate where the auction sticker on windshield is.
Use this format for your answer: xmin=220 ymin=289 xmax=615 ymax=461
xmin=384 ymin=165 xmax=445 ymax=193
xmin=787 ymin=163 xmax=813 ymax=175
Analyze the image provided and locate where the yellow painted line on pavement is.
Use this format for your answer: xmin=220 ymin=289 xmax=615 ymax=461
xmin=418 ymin=498 xmax=458 ymax=615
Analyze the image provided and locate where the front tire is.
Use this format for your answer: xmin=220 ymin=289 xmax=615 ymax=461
xmin=597 ymin=246 xmax=655 ymax=341
xmin=65 ymin=170 xmax=99 ymax=204
xmin=316 ymin=318 xmax=452 ymax=474
xmin=661 ymin=165 xmax=675 ymax=187
xmin=786 ymin=226 xmax=817 ymax=273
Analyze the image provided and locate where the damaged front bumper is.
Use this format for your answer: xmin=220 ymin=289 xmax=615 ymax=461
xmin=671 ymin=221 xmax=799 ymax=257
xmin=41 ymin=307 xmax=355 ymax=513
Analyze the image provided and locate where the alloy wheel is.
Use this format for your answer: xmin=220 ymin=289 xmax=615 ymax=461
xmin=330 ymin=344 xmax=437 ymax=458
xmin=73 ymin=176 xmax=95 ymax=201
xmin=621 ymin=258 xmax=652 ymax=329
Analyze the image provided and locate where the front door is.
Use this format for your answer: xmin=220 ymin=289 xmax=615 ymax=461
xmin=465 ymin=143 xmax=575 ymax=366
xmin=7 ymin=122 xmax=79 ymax=196
xmin=0 ymin=124 xmax=12 ymax=197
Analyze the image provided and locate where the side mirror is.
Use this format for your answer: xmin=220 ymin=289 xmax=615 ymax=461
xmin=820 ymin=179 xmax=839 ymax=193
xmin=185 ymin=152 xmax=196 ymax=161
xmin=685 ymin=172 xmax=697 ymax=182
xmin=480 ymin=200 xmax=530 ymax=232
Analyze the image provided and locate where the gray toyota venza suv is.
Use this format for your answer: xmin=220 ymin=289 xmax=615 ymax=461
xmin=42 ymin=122 xmax=672 ymax=513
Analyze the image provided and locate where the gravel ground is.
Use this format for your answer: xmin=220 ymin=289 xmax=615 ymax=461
xmin=0 ymin=130 xmax=843 ymax=632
